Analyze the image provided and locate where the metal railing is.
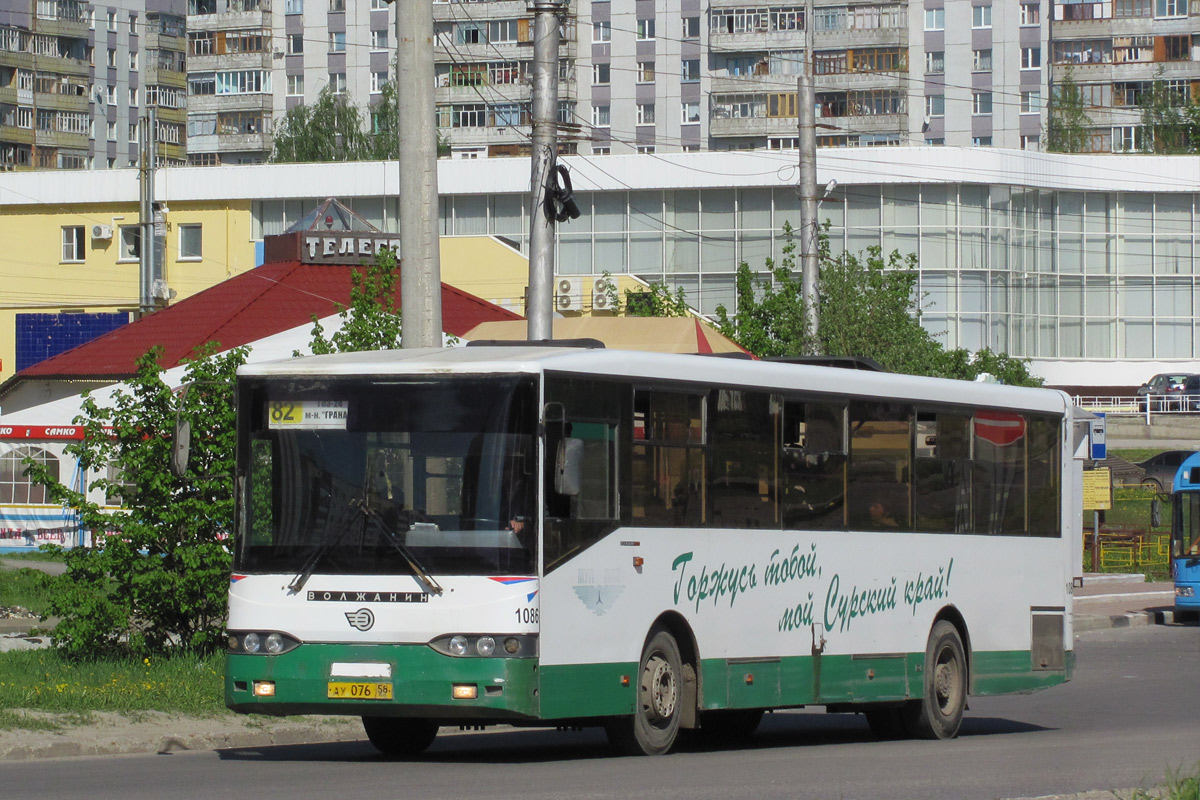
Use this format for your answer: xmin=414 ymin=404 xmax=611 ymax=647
xmin=1073 ymin=394 xmax=1197 ymax=417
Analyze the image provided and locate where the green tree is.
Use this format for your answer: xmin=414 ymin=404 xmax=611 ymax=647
xmin=27 ymin=344 xmax=248 ymax=660
xmin=715 ymin=224 xmax=1041 ymax=385
xmin=270 ymin=85 xmax=371 ymax=163
xmin=623 ymin=280 xmax=692 ymax=317
xmin=302 ymin=247 xmax=403 ymax=354
xmin=1139 ymin=73 xmax=1194 ymax=154
xmin=1045 ymin=66 xmax=1092 ymax=154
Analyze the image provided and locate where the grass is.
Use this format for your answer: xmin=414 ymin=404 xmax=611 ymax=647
xmin=0 ymin=564 xmax=55 ymax=617
xmin=0 ymin=649 xmax=227 ymax=723
xmin=0 ymin=548 xmax=67 ymax=563
xmin=1129 ymin=764 xmax=1200 ymax=800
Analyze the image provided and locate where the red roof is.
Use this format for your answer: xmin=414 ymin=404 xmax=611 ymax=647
xmin=6 ymin=261 xmax=523 ymax=383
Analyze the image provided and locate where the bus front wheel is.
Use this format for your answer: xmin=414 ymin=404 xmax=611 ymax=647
xmin=903 ymin=620 xmax=967 ymax=740
xmin=362 ymin=717 xmax=438 ymax=756
xmin=606 ymin=629 xmax=683 ymax=756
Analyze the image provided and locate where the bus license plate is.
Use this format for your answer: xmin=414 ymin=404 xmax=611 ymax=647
xmin=327 ymin=682 xmax=393 ymax=700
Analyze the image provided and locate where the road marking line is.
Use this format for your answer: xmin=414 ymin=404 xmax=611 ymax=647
xmin=1076 ymin=591 xmax=1175 ymax=601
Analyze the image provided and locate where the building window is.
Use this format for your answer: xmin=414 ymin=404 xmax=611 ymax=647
xmin=973 ymin=49 xmax=992 ymax=71
xmin=129 ymin=13 xmax=137 ymax=34
xmin=682 ymin=59 xmax=700 ymax=82
xmin=972 ymin=91 xmax=993 ymax=114
xmin=1021 ymin=90 xmax=1042 ymax=113
xmin=330 ymin=31 xmax=346 ymax=52
xmin=637 ymin=103 xmax=655 ymax=124
xmin=329 ymin=0 xmax=345 ymax=10
xmin=371 ymin=71 xmax=388 ymax=92
xmin=107 ymin=121 xmax=117 ymax=141
xmin=288 ymin=33 xmax=303 ymax=54
xmin=637 ymin=145 xmax=656 ymax=154
xmin=1020 ymin=3 xmax=1040 ymax=24
xmin=119 ymin=226 xmax=141 ymax=261
xmin=593 ymin=20 xmax=610 ymax=42
xmin=371 ymin=29 xmax=388 ymax=50
xmin=592 ymin=62 xmax=609 ymax=84
xmin=972 ymin=5 xmax=992 ymax=28
xmin=130 ymin=51 xmax=138 ymax=70
xmin=329 ymin=72 xmax=346 ymax=94
xmin=1021 ymin=47 xmax=1041 ymax=69
xmin=636 ymin=18 xmax=655 ymax=40
xmin=682 ymin=16 xmax=700 ymax=38
xmin=924 ymin=8 xmax=944 ymax=30
xmin=129 ymin=88 xmax=138 ymax=107
xmin=926 ymin=137 xmax=945 ymax=145
xmin=179 ymin=224 xmax=202 ymax=260
xmin=682 ymin=100 xmax=700 ymax=123
xmin=637 ymin=61 xmax=655 ymax=83
xmin=591 ymin=104 xmax=610 ymax=127
xmin=1112 ymin=125 xmax=1142 ymax=151
xmin=972 ymin=136 xmax=992 ymax=146
xmin=129 ymin=123 xmax=138 ymax=143
xmin=107 ymin=47 xmax=116 ymax=67
xmin=107 ymin=85 xmax=116 ymax=104
xmin=1156 ymin=0 xmax=1187 ymax=16
xmin=0 ymin=447 xmax=58 ymax=504
xmin=1116 ymin=0 xmax=1151 ymax=15
xmin=287 ymin=74 xmax=304 ymax=95
xmin=107 ymin=10 xmax=116 ymax=30
xmin=1163 ymin=35 xmax=1189 ymax=60
xmin=925 ymin=51 xmax=944 ymax=73
xmin=61 ymin=226 xmax=84 ymax=262
xmin=1022 ymin=134 xmax=1041 ymax=150
xmin=592 ymin=146 xmax=610 ymax=155
xmin=285 ymin=0 xmax=303 ymax=12
xmin=925 ymin=94 xmax=945 ymax=117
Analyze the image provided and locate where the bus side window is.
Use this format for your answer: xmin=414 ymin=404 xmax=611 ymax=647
xmin=781 ymin=400 xmax=847 ymax=530
xmin=914 ymin=411 xmax=972 ymax=533
xmin=848 ymin=401 xmax=912 ymax=531
xmin=710 ymin=389 xmax=778 ymax=529
xmin=631 ymin=390 xmax=707 ymax=527
xmin=543 ymin=377 xmax=627 ymax=571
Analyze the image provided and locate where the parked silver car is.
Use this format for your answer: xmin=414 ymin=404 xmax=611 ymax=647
xmin=1133 ymin=450 xmax=1196 ymax=492
xmin=1135 ymin=373 xmax=1192 ymax=412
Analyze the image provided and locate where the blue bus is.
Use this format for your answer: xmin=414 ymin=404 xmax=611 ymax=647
xmin=1169 ymin=454 xmax=1200 ymax=613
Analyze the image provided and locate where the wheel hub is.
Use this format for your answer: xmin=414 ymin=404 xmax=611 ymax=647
xmin=642 ymin=654 xmax=677 ymax=722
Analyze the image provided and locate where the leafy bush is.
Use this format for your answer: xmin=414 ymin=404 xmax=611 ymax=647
xmin=27 ymin=344 xmax=246 ymax=661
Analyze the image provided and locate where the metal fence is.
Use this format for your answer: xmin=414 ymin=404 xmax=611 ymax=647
xmin=1073 ymin=395 xmax=1196 ymax=418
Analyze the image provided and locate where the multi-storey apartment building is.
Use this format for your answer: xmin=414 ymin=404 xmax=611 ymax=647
xmin=0 ymin=0 xmax=185 ymax=171
xmin=1047 ymin=0 xmax=1200 ymax=152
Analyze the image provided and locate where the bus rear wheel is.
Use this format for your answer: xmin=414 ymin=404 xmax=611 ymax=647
xmin=362 ymin=717 xmax=438 ymax=756
xmin=902 ymin=620 xmax=967 ymax=740
xmin=606 ymin=629 xmax=683 ymax=756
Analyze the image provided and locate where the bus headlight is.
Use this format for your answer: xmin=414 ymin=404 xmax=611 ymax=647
xmin=227 ymin=631 xmax=301 ymax=655
xmin=1177 ymin=586 xmax=1195 ymax=597
xmin=430 ymin=633 xmax=538 ymax=658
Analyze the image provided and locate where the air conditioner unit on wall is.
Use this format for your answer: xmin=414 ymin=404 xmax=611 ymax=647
xmin=91 ymin=224 xmax=113 ymax=240
xmin=592 ymin=276 xmax=616 ymax=310
xmin=555 ymin=277 xmax=581 ymax=310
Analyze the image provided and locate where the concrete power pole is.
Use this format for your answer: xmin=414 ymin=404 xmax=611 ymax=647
xmin=395 ymin=0 xmax=443 ymax=348
xmin=138 ymin=107 xmax=156 ymax=318
xmin=525 ymin=0 xmax=562 ymax=342
xmin=797 ymin=0 xmax=819 ymax=348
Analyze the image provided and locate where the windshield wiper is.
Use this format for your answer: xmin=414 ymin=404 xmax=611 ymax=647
xmin=287 ymin=505 xmax=364 ymax=595
xmin=353 ymin=498 xmax=445 ymax=596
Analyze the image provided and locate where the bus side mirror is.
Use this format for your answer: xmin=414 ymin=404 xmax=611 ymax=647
xmin=170 ymin=418 xmax=191 ymax=478
xmin=555 ymin=438 xmax=584 ymax=496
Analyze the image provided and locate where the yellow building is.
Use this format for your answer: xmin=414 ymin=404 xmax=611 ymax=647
xmin=0 ymin=162 xmax=654 ymax=385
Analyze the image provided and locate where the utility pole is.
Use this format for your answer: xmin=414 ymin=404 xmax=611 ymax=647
xmin=394 ymin=0 xmax=443 ymax=348
xmin=526 ymin=0 xmax=562 ymax=341
xmin=137 ymin=107 xmax=156 ymax=317
xmin=797 ymin=0 xmax=819 ymax=348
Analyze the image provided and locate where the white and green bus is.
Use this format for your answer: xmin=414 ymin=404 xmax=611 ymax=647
xmin=224 ymin=344 xmax=1079 ymax=756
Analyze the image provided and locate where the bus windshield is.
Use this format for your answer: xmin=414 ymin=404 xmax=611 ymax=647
xmin=236 ymin=375 xmax=538 ymax=577
xmin=1174 ymin=491 xmax=1200 ymax=558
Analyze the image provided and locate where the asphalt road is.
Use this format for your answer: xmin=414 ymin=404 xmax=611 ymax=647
xmin=2 ymin=623 xmax=1197 ymax=800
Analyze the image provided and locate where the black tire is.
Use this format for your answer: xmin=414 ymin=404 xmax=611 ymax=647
xmin=606 ymin=629 xmax=684 ymax=756
xmin=901 ymin=620 xmax=967 ymax=740
xmin=697 ymin=708 xmax=764 ymax=743
xmin=864 ymin=707 xmax=907 ymax=740
xmin=362 ymin=717 xmax=438 ymax=756
xmin=1142 ymin=478 xmax=1163 ymax=492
